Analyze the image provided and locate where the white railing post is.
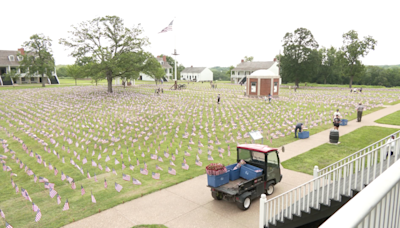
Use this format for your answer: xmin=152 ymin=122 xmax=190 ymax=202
xmin=259 ymin=194 xmax=267 ymax=228
xmin=313 ymin=165 xmax=319 ymax=179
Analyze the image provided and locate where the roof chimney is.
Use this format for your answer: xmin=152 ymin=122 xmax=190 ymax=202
xmin=274 ymin=58 xmax=276 ymax=62
xmin=18 ymin=48 xmax=25 ymax=55
xmin=163 ymin=56 xmax=166 ymax=62
xmin=191 ymin=65 xmax=193 ymax=68
xmin=241 ymin=59 xmax=244 ymax=63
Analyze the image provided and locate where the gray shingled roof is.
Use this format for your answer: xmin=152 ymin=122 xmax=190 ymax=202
xmin=0 ymin=50 xmax=21 ymax=67
xmin=156 ymin=57 xmax=173 ymax=69
xmin=232 ymin=61 xmax=274 ymax=71
xmin=181 ymin=67 xmax=206 ymax=73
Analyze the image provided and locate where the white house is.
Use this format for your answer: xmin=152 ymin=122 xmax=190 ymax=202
xmin=138 ymin=56 xmax=173 ymax=81
xmin=231 ymin=59 xmax=280 ymax=84
xmin=180 ymin=66 xmax=213 ymax=82
xmin=0 ymin=48 xmax=59 ymax=85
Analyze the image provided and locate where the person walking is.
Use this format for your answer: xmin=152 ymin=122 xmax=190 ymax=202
xmin=268 ymin=93 xmax=272 ymax=103
xmin=333 ymin=115 xmax=341 ymax=130
xmin=333 ymin=109 xmax=341 ymax=119
xmin=217 ymin=94 xmax=220 ymax=104
xmin=385 ymin=135 xmax=395 ymax=160
xmin=294 ymin=123 xmax=303 ymax=138
xmin=356 ymin=102 xmax=364 ymax=122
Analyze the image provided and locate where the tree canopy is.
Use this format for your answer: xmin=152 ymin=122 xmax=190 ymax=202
xmin=60 ymin=15 xmax=150 ymax=92
xmin=19 ymin=34 xmax=55 ymax=87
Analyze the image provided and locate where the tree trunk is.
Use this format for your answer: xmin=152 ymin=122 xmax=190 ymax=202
xmin=324 ymin=78 xmax=326 ymax=84
xmin=75 ymin=79 xmax=77 ymax=86
xmin=41 ymin=74 xmax=46 ymax=87
xmin=349 ymin=76 xmax=353 ymax=88
xmin=96 ymin=80 xmax=98 ymax=86
xmin=107 ymin=76 xmax=113 ymax=93
xmin=295 ymin=78 xmax=299 ymax=87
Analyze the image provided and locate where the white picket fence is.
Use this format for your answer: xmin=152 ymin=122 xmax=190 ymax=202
xmin=320 ymin=158 xmax=400 ymax=228
xmin=259 ymin=132 xmax=400 ymax=228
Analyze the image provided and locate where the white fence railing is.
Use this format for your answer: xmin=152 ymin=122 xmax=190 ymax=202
xmin=318 ymin=130 xmax=400 ymax=177
xmin=259 ymin=134 xmax=400 ymax=228
xmin=320 ymin=159 xmax=400 ymax=228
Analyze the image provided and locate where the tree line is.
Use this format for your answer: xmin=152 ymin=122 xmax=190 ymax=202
xmin=279 ymin=28 xmax=383 ymax=88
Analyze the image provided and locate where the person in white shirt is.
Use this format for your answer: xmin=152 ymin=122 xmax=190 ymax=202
xmin=385 ymin=135 xmax=395 ymax=159
xmin=333 ymin=109 xmax=341 ymax=119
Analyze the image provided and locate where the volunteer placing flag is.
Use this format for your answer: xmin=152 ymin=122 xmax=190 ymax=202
xmin=159 ymin=20 xmax=173 ymax=33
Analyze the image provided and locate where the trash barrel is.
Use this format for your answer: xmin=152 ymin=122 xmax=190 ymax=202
xmin=329 ymin=130 xmax=339 ymax=143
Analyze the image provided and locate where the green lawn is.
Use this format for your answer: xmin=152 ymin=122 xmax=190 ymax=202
xmin=375 ymin=110 xmax=400 ymax=126
xmin=281 ymin=126 xmax=399 ymax=175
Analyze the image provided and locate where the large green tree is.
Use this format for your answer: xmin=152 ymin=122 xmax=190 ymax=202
xmin=280 ymin=28 xmax=319 ymax=86
xmin=66 ymin=65 xmax=82 ymax=85
xmin=339 ymin=30 xmax=377 ymax=88
xmin=142 ymin=55 xmax=165 ymax=84
xmin=60 ymin=15 xmax=149 ymax=93
xmin=19 ymin=34 xmax=55 ymax=87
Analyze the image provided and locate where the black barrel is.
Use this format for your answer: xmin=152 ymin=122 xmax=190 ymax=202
xmin=329 ymin=130 xmax=339 ymax=143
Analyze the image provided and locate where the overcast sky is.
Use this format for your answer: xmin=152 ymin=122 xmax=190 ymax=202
xmin=1 ymin=0 xmax=398 ymax=68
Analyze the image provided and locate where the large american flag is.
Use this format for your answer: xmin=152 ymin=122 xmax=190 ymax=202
xmin=159 ymin=20 xmax=174 ymax=33
xmin=115 ymin=182 xmax=123 ymax=192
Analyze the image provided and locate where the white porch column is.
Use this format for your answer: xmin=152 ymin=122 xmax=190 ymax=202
xmin=257 ymin=77 xmax=261 ymax=96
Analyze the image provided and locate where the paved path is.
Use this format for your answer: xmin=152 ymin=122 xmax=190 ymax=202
xmin=64 ymin=103 xmax=400 ymax=228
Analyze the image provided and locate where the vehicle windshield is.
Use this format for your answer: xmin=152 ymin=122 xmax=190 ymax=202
xmin=252 ymin=152 xmax=265 ymax=163
xmin=238 ymin=148 xmax=251 ymax=162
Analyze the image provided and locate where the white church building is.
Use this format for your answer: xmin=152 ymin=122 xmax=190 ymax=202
xmin=180 ymin=66 xmax=213 ymax=82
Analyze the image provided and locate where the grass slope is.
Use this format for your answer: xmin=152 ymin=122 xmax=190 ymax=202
xmin=282 ymin=126 xmax=398 ymax=175
xmin=375 ymin=110 xmax=400 ymax=126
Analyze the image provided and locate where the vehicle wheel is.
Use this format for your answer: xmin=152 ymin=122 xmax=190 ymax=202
xmin=236 ymin=196 xmax=251 ymax=211
xmin=266 ymin=183 xmax=275 ymax=195
xmin=211 ymin=191 xmax=223 ymax=200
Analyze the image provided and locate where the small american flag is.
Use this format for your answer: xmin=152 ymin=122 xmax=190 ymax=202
xmin=136 ymin=158 xmax=140 ymax=166
xmin=115 ymin=182 xmax=123 ymax=192
xmin=49 ymin=187 xmax=57 ymax=198
xmin=32 ymin=202 xmax=39 ymax=212
xmin=91 ymin=191 xmax=96 ymax=203
xmin=0 ymin=209 xmax=5 ymax=219
xmin=98 ymin=163 xmax=103 ymax=170
xmin=35 ymin=209 xmax=42 ymax=222
xmin=71 ymin=180 xmax=76 ymax=189
xmin=144 ymin=162 xmax=147 ymax=170
xmin=115 ymin=158 xmax=119 ymax=165
xmin=87 ymin=171 xmax=91 ymax=179
xmin=168 ymin=167 xmax=176 ymax=175
xmin=170 ymin=160 xmax=175 ymax=166
xmin=27 ymin=169 xmax=34 ymax=176
xmin=158 ymin=156 xmax=163 ymax=162
xmin=61 ymin=172 xmax=66 ymax=181
xmin=63 ymin=199 xmax=69 ymax=211
xmin=152 ymin=172 xmax=160 ymax=180
xmin=5 ymin=221 xmax=13 ymax=228
xmin=132 ymin=177 xmax=141 ymax=185
xmin=129 ymin=164 xmax=134 ymax=171
xmin=140 ymin=168 xmax=148 ymax=175
xmin=112 ymin=168 xmax=117 ymax=175
xmin=122 ymin=162 xmax=126 ymax=170
xmin=54 ymin=167 xmax=58 ymax=176
xmin=208 ymin=155 xmax=214 ymax=161
xmin=105 ymin=166 xmax=110 ymax=172
xmin=105 ymin=155 xmax=110 ymax=162
xmin=182 ymin=163 xmax=189 ymax=170
xmin=94 ymin=172 xmax=98 ymax=182
xmin=195 ymin=159 xmax=202 ymax=166
xmin=92 ymin=159 xmax=97 ymax=167
xmin=82 ymin=157 xmax=87 ymax=164
xmin=104 ymin=178 xmax=108 ymax=188
xmin=57 ymin=194 xmax=61 ymax=204
xmin=122 ymin=173 xmax=130 ymax=181
xmin=156 ymin=165 xmax=163 ymax=170
xmin=81 ymin=185 xmax=85 ymax=195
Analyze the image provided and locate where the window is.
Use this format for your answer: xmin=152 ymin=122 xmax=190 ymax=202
xmin=238 ymin=71 xmax=241 ymax=75
xmin=231 ymin=71 xmax=235 ymax=75
xmin=238 ymin=149 xmax=251 ymax=162
xmin=8 ymin=55 xmax=15 ymax=61
xmin=252 ymin=152 xmax=265 ymax=162
xmin=17 ymin=56 xmax=23 ymax=61
xmin=251 ymin=82 xmax=257 ymax=93
xmin=274 ymin=82 xmax=278 ymax=93
xmin=267 ymin=151 xmax=279 ymax=167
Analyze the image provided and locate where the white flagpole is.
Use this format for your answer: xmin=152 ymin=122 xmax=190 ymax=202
xmin=174 ymin=17 xmax=177 ymax=81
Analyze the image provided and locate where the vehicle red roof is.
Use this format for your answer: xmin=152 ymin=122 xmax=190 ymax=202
xmin=237 ymin=144 xmax=278 ymax=153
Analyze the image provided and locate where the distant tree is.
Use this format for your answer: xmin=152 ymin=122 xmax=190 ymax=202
xmin=226 ymin=66 xmax=234 ymax=79
xmin=318 ymin=47 xmax=338 ymax=84
xmin=281 ymin=28 xmax=319 ymax=86
xmin=142 ymin=55 xmax=165 ymax=85
xmin=66 ymin=65 xmax=82 ymax=85
xmin=339 ymin=30 xmax=377 ymax=88
xmin=57 ymin=66 xmax=68 ymax=77
xmin=60 ymin=15 xmax=150 ymax=93
xmin=19 ymin=34 xmax=55 ymax=87
xmin=3 ymin=69 xmax=21 ymax=87
xmin=244 ymin=56 xmax=254 ymax=62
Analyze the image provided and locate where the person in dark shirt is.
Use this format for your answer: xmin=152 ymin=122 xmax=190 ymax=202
xmin=294 ymin=123 xmax=303 ymax=138
xmin=333 ymin=115 xmax=341 ymax=130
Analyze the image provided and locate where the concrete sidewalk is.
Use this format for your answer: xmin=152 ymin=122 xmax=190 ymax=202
xmin=64 ymin=103 xmax=400 ymax=228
